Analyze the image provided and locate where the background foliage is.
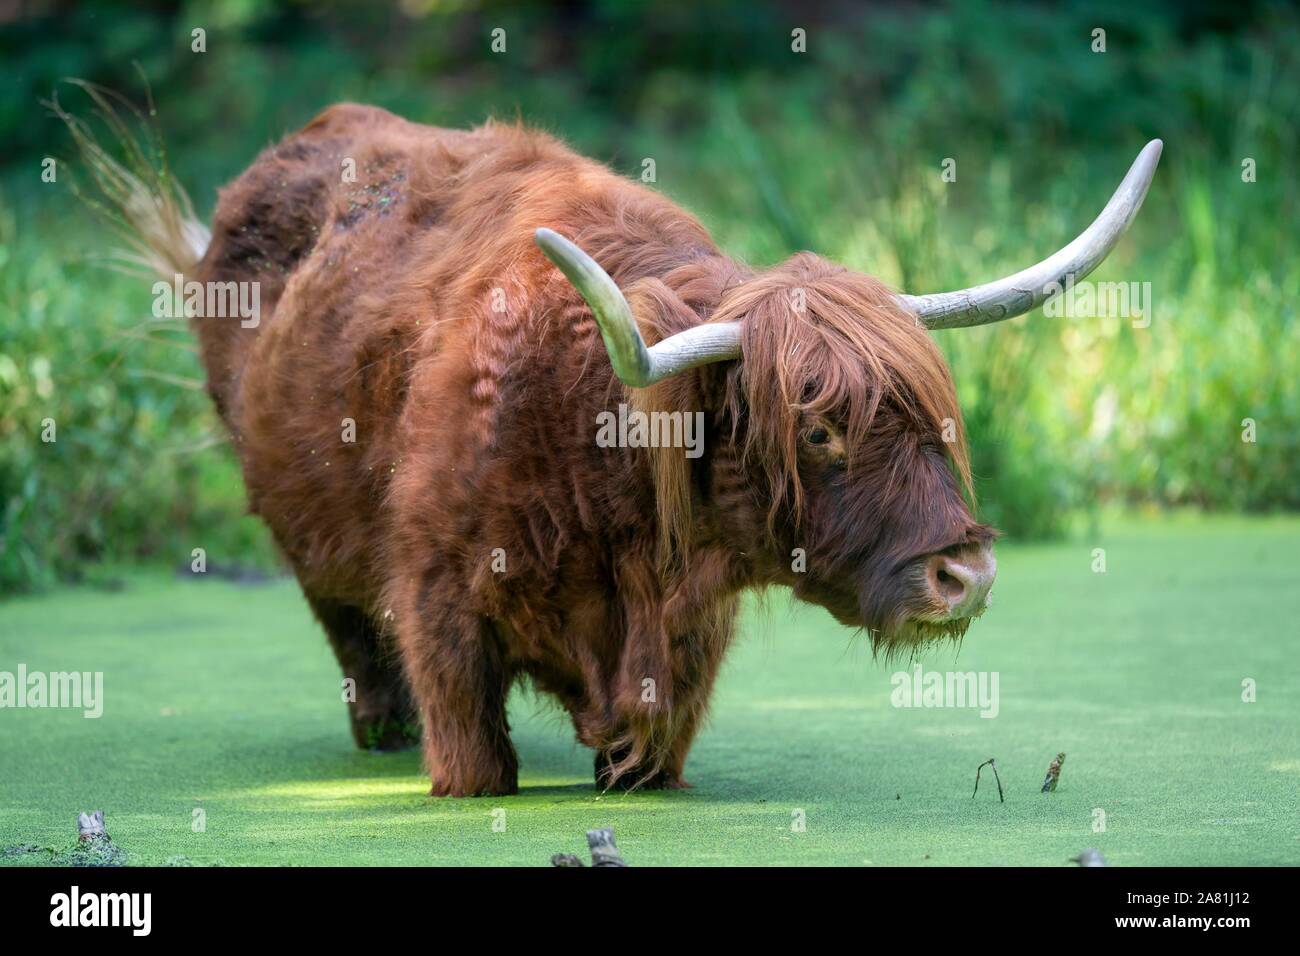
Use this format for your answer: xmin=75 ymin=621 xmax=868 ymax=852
xmin=1 ymin=0 xmax=1297 ymax=592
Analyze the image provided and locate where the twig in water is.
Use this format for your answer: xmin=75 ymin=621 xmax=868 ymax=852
xmin=972 ymin=757 xmax=1004 ymax=803
xmin=550 ymin=827 xmax=629 ymax=867
xmin=587 ymin=827 xmax=627 ymax=867
xmin=1041 ymin=752 xmax=1066 ymax=793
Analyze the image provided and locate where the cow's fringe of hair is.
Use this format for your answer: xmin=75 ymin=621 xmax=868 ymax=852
xmin=49 ymin=79 xmax=209 ymax=280
xmin=725 ymin=253 xmax=973 ymax=530
xmin=628 ymin=252 xmax=973 ymax=573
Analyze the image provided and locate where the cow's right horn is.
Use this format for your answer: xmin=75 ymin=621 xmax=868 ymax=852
xmin=897 ymin=139 xmax=1163 ymax=329
xmin=535 ymin=228 xmax=742 ymax=388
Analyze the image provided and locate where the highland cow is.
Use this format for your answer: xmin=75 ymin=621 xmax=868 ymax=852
xmin=67 ymin=96 xmax=1159 ymax=795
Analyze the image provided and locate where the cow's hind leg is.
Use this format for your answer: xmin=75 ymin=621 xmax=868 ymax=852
xmin=307 ymin=596 xmax=420 ymax=751
xmin=395 ymin=597 xmax=518 ymax=797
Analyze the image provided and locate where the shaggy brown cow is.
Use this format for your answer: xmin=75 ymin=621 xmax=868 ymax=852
xmin=68 ymin=97 xmax=1159 ymax=795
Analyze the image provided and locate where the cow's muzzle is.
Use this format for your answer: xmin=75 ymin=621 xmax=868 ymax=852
xmin=920 ymin=542 xmax=996 ymax=621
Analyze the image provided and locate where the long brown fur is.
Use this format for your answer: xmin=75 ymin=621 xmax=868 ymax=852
xmin=71 ymin=101 xmax=995 ymax=795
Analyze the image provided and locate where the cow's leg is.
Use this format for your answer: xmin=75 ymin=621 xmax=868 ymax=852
xmin=596 ymin=602 xmax=739 ymax=791
xmin=307 ymin=596 xmax=420 ymax=751
xmin=395 ymin=597 xmax=518 ymax=797
xmin=594 ymin=683 xmax=709 ymax=791
xmin=595 ymin=749 xmax=692 ymax=791
xmin=595 ymin=705 xmax=701 ymax=791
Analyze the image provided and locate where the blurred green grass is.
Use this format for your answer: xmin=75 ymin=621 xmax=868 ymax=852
xmin=0 ymin=513 xmax=1295 ymax=865
xmin=1 ymin=0 xmax=1298 ymax=591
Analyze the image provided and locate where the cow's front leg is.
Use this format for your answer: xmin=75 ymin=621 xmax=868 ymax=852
xmin=595 ymin=600 xmax=737 ymax=791
xmin=594 ymin=698 xmax=705 ymax=791
xmin=396 ymin=597 xmax=518 ymax=797
xmin=595 ymin=746 xmax=693 ymax=791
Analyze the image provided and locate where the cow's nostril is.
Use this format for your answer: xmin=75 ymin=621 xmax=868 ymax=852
xmin=934 ymin=567 xmax=965 ymax=604
xmin=927 ymin=548 xmax=996 ymax=618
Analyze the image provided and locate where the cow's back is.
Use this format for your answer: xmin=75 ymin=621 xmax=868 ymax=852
xmin=193 ymin=104 xmax=706 ymax=607
xmin=192 ymin=105 xmax=447 ymax=599
xmin=196 ymin=104 xmax=466 ymax=426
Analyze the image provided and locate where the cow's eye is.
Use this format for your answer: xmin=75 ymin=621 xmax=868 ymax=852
xmin=807 ymin=427 xmax=830 ymax=445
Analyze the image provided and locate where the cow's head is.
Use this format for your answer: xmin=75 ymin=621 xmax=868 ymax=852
xmin=537 ymin=141 xmax=1160 ymax=655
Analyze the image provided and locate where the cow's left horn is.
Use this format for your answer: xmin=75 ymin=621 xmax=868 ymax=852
xmin=535 ymin=227 xmax=742 ymax=387
xmin=898 ymin=139 xmax=1163 ymax=329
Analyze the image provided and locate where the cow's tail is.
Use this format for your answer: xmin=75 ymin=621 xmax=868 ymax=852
xmin=50 ymin=81 xmax=209 ymax=280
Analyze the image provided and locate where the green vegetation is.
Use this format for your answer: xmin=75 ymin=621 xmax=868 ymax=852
xmin=1 ymin=515 xmax=1295 ymax=866
xmin=0 ymin=1 xmax=1297 ymax=591
xmin=0 ymin=0 xmax=1294 ymax=871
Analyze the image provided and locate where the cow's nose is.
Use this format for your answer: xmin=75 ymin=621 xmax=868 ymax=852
xmin=925 ymin=545 xmax=996 ymax=619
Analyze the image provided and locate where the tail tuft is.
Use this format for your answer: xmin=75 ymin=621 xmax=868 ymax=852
xmin=50 ymin=80 xmax=208 ymax=279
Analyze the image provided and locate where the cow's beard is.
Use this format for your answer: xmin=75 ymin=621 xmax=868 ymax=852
xmin=793 ymin=559 xmax=988 ymax=660
xmin=870 ymin=611 xmax=979 ymax=662
xmin=859 ymin=560 xmax=987 ymax=662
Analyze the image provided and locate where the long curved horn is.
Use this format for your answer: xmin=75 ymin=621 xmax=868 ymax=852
xmin=898 ymin=139 xmax=1163 ymax=329
xmin=535 ymin=227 xmax=742 ymax=387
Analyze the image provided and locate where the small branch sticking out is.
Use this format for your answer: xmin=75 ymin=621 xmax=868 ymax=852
xmin=77 ymin=810 xmax=106 ymax=841
xmin=1041 ymin=752 xmax=1066 ymax=793
xmin=587 ymin=827 xmax=627 ymax=867
xmin=550 ymin=827 xmax=629 ymax=867
xmin=972 ymin=758 xmax=1004 ymax=803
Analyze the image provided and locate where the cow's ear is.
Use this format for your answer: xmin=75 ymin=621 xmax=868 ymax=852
xmin=625 ymin=277 xmax=715 ymax=346
xmin=623 ymin=277 xmax=736 ymax=412
xmin=537 ymin=229 xmax=740 ymax=387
